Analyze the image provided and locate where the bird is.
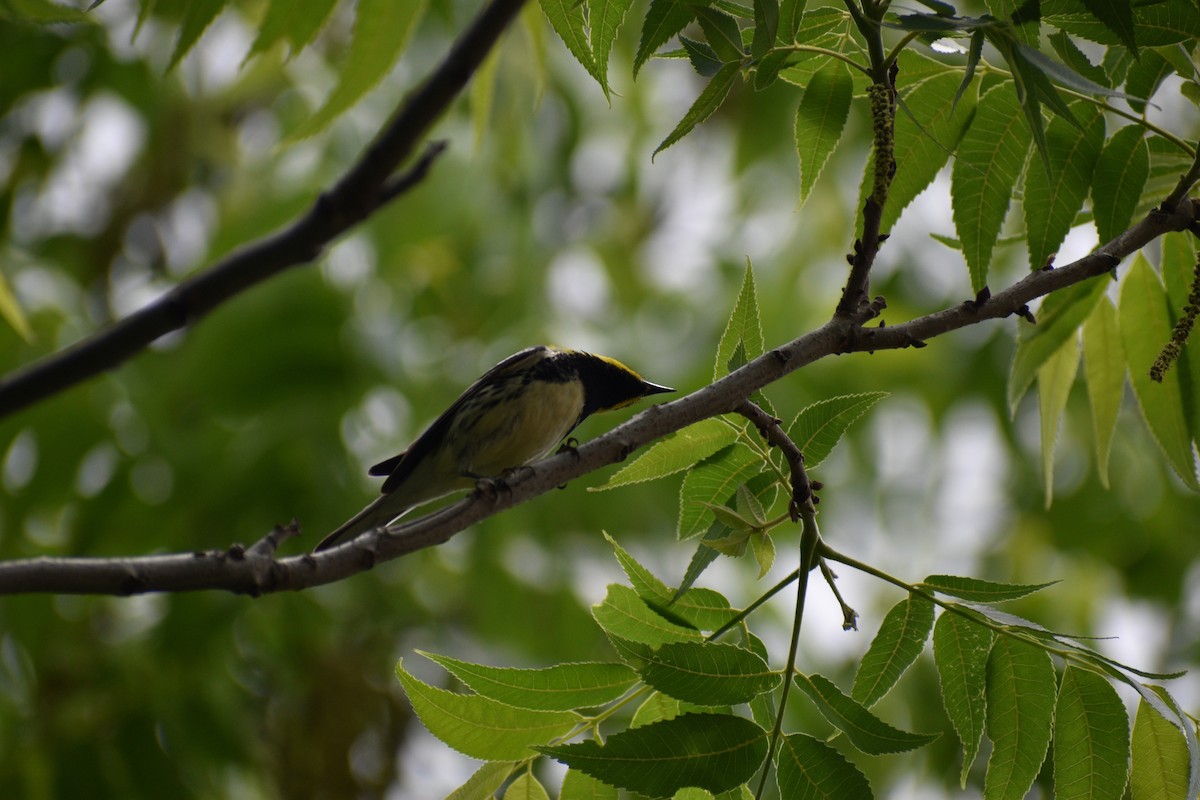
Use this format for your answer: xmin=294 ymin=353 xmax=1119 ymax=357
xmin=314 ymin=346 xmax=673 ymax=551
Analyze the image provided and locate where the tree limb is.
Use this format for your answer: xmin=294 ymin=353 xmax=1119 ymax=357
xmin=0 ymin=0 xmax=529 ymax=420
xmin=1 ymin=196 xmax=1195 ymax=596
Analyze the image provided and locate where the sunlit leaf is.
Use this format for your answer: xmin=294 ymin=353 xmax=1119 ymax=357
xmin=594 ymin=418 xmax=739 ymax=490
xmin=1131 ymin=692 xmax=1191 ymax=800
xmin=934 ymin=610 xmax=994 ymax=786
xmin=1038 ymin=333 xmax=1081 ymax=503
xmin=795 ymin=60 xmax=852 ymax=207
xmin=853 ymin=594 xmax=934 ymax=708
xmin=503 ymin=772 xmax=551 ymax=800
xmin=1093 ymin=125 xmax=1150 ymax=245
xmin=1054 ymin=666 xmax=1130 ymax=800
xmin=984 ymin=637 xmax=1056 ymax=800
xmin=640 ymin=641 xmax=779 ymax=705
xmin=776 ymin=733 xmax=873 ymax=799
xmin=448 ymin=761 xmax=520 ymax=800
xmin=678 ymin=445 xmax=763 ymax=540
xmin=655 ymin=62 xmax=740 ymax=157
xmin=794 ymin=673 xmax=939 ymax=754
xmin=786 ymin=392 xmax=887 ymax=469
xmin=560 ymin=768 xmax=619 ymax=800
xmin=593 ymin=584 xmax=702 ymax=646
xmin=421 ymin=653 xmax=638 ymax=712
xmin=634 ymin=0 xmax=693 ymax=76
xmin=1082 ymin=297 xmax=1125 ymax=487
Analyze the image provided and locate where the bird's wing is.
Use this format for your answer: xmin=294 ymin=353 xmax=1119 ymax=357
xmin=377 ymin=346 xmax=551 ymax=494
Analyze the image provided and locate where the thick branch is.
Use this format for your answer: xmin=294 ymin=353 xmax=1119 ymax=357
xmin=0 ymin=0 xmax=529 ymax=420
xmin=0 ymin=197 xmax=1195 ymax=596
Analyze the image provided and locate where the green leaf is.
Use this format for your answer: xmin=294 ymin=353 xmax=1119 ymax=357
xmin=1118 ymin=254 xmax=1200 ymax=490
xmin=394 ymin=659 xmax=580 ymax=761
xmin=290 ymin=0 xmax=428 ymax=139
xmin=786 ymin=392 xmax=888 ymax=469
xmin=593 ymin=584 xmax=703 ymax=646
xmin=448 ymin=761 xmax=521 ymax=800
xmin=776 ymin=0 xmax=807 ymax=43
xmin=167 ymin=0 xmax=225 ymax=71
xmin=0 ymin=0 xmax=88 ymax=23
xmin=794 ymin=60 xmax=852 ymax=207
xmin=1054 ymin=666 xmax=1130 ymax=800
xmin=667 ymin=587 xmax=741 ymax=632
xmin=1161 ymin=232 xmax=1200 ymax=444
xmin=1093 ymin=125 xmax=1150 ymax=245
xmin=1048 ymin=30 xmax=1112 ymax=89
xmin=1131 ymin=694 xmax=1191 ymax=800
xmin=591 ymin=0 xmax=634 ymax=96
xmin=749 ymin=531 xmax=774 ymax=578
xmin=504 ymin=772 xmax=551 ymax=800
xmin=1124 ymin=50 xmax=1173 ymax=114
xmin=1082 ymin=297 xmax=1125 ymax=487
xmin=951 ymin=83 xmax=1032 ymax=293
xmin=775 ymin=733 xmax=873 ymax=800
xmin=640 ymin=641 xmax=780 ymax=705
xmin=1038 ymin=333 xmax=1081 ymax=503
xmin=715 ymin=261 xmax=764 ymax=379
xmin=1046 ymin=0 xmax=1200 ymax=47
xmin=561 ymin=768 xmax=619 ymax=800
xmin=984 ymin=637 xmax=1056 ymax=800
xmin=634 ymin=0 xmax=693 ymax=76
xmin=420 ymin=653 xmax=638 ymax=712
xmin=852 ymin=594 xmax=935 ymax=708
xmin=678 ymin=445 xmax=762 ymax=540
xmin=750 ymin=0 xmax=778 ymax=58
xmin=0 ymin=270 xmax=32 ymax=343
xmin=541 ymin=0 xmax=602 ymax=91
xmin=655 ymin=62 xmax=740 ymax=157
xmin=1023 ymin=105 xmax=1104 ymax=271
xmin=794 ymin=673 xmax=939 ymax=754
xmin=1079 ymin=0 xmax=1138 ymax=53
xmin=247 ymin=0 xmax=338 ymax=60
xmin=594 ymin=418 xmax=739 ymax=490
xmin=536 ymin=714 xmax=768 ymax=797
xmin=934 ymin=610 xmax=994 ymax=786
xmin=693 ymin=7 xmax=744 ymax=62
xmin=1008 ymin=276 xmax=1107 ymax=414
xmin=606 ymin=532 xmax=674 ymax=604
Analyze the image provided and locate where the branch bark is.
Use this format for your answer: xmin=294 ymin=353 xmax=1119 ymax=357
xmin=0 ymin=0 xmax=529 ymax=420
xmin=2 ymin=197 xmax=1195 ymax=596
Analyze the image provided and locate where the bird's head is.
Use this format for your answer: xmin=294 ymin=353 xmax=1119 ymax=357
xmin=569 ymin=351 xmax=674 ymax=417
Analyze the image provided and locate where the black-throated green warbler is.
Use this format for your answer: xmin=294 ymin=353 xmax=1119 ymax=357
xmin=314 ymin=346 xmax=672 ymax=551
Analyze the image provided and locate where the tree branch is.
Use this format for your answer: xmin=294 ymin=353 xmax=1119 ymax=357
xmin=2 ymin=196 xmax=1194 ymax=596
xmin=0 ymin=0 xmax=529 ymax=421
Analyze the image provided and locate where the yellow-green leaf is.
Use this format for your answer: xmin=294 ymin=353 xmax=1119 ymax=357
xmin=1082 ymin=296 xmax=1125 ymax=487
xmin=1038 ymin=333 xmax=1081 ymax=504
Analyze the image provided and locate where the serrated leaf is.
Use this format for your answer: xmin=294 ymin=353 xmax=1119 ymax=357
xmin=247 ymin=0 xmax=337 ymax=60
xmin=786 ymin=392 xmax=887 ymax=469
xmin=394 ymin=659 xmax=580 ymax=761
xmin=290 ymin=0 xmax=427 ymax=139
xmin=655 ymin=61 xmax=740 ymax=157
xmin=541 ymin=0 xmax=602 ymax=90
xmin=166 ymin=0 xmax=225 ymax=71
xmin=1046 ymin=0 xmax=1200 ymax=48
xmin=634 ymin=0 xmax=693 ymax=76
xmin=1131 ymin=693 xmax=1191 ymax=800
xmin=775 ymin=733 xmax=873 ymax=800
xmin=678 ymin=445 xmax=763 ymax=540
xmin=776 ymin=0 xmax=807 ymax=43
xmin=1093 ymin=125 xmax=1150 ymax=245
xmin=1118 ymin=254 xmax=1200 ymax=490
xmin=951 ymin=83 xmax=1032 ymax=293
xmin=749 ymin=531 xmax=774 ymax=578
xmin=448 ymin=761 xmax=521 ymax=800
xmin=536 ymin=714 xmax=768 ymax=797
xmin=1125 ymin=49 xmax=1173 ymax=114
xmin=0 ymin=270 xmax=32 ymax=343
xmin=984 ymin=637 xmax=1056 ymax=800
xmin=561 ymin=768 xmax=619 ymax=800
xmin=852 ymin=594 xmax=934 ymax=708
xmin=592 ymin=0 xmax=634 ymax=95
xmin=640 ymin=642 xmax=780 ymax=705
xmin=1054 ymin=666 xmax=1130 ymax=800
xmin=504 ymin=772 xmax=551 ymax=800
xmin=1083 ymin=297 xmax=1125 ymax=487
xmin=1080 ymin=0 xmax=1138 ymax=53
xmin=751 ymin=0 xmax=779 ymax=58
xmin=593 ymin=584 xmax=703 ymax=646
xmin=715 ymin=261 xmax=764 ymax=380
xmin=1024 ymin=105 xmax=1104 ymax=271
xmin=934 ymin=610 xmax=994 ymax=786
xmin=606 ymin=531 xmax=674 ymax=604
xmin=1038 ymin=333 xmax=1081 ymax=503
xmin=681 ymin=35 xmax=725 ymax=77
xmin=794 ymin=673 xmax=939 ymax=754
xmin=795 ymin=60 xmax=852 ymax=207
xmin=667 ymin=587 xmax=740 ymax=632
xmin=1048 ymin=30 xmax=1112 ymax=89
xmin=1008 ymin=276 xmax=1108 ymax=414
xmin=693 ymin=7 xmax=744 ymax=62
xmin=421 ymin=653 xmax=638 ymax=712
xmin=594 ymin=418 xmax=739 ymax=490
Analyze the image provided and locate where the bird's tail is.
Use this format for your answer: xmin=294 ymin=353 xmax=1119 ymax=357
xmin=313 ymin=494 xmax=410 ymax=552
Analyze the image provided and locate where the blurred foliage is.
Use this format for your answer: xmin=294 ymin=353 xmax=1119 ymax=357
xmin=0 ymin=0 xmax=1197 ymax=798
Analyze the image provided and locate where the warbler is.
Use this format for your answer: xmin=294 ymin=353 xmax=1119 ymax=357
xmin=314 ymin=346 xmax=672 ymax=551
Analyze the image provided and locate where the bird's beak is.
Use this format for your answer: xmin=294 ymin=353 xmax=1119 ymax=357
xmin=642 ymin=381 xmax=674 ymax=397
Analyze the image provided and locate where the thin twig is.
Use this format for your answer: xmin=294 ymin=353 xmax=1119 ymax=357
xmin=0 ymin=0 xmax=529 ymax=420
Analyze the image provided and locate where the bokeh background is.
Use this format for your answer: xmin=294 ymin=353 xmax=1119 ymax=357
xmin=1 ymin=1 xmax=1197 ymax=797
